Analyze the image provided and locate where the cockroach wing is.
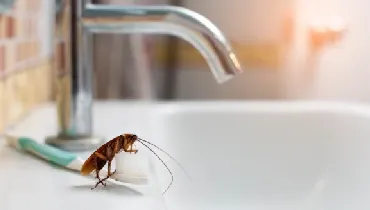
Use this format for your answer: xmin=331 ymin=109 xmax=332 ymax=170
xmin=80 ymin=154 xmax=97 ymax=175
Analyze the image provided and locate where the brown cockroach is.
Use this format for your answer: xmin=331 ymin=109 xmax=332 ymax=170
xmin=80 ymin=133 xmax=188 ymax=194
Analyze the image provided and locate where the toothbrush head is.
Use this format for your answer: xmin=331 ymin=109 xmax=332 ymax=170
xmin=110 ymin=151 xmax=150 ymax=185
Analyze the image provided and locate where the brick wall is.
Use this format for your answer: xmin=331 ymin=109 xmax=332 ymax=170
xmin=0 ymin=0 xmax=53 ymax=132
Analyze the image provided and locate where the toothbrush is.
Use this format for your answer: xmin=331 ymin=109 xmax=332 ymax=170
xmin=3 ymin=135 xmax=149 ymax=184
xmin=4 ymin=135 xmax=85 ymax=171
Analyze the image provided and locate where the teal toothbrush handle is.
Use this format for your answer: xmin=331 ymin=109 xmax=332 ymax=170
xmin=17 ymin=137 xmax=78 ymax=167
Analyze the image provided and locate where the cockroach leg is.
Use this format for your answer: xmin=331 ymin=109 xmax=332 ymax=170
xmin=124 ymin=146 xmax=138 ymax=154
xmin=96 ymin=170 xmax=107 ymax=186
xmin=91 ymin=157 xmax=107 ymax=190
xmin=92 ymin=179 xmax=106 ymax=190
xmin=91 ymin=170 xmax=106 ymax=190
xmin=107 ymin=161 xmax=117 ymax=177
xmin=107 ymin=160 xmax=112 ymax=176
xmin=130 ymin=149 xmax=138 ymax=154
xmin=101 ymin=160 xmax=117 ymax=182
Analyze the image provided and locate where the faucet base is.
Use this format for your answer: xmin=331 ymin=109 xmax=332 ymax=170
xmin=45 ymin=135 xmax=105 ymax=152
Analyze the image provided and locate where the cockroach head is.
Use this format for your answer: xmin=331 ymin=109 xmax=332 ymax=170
xmin=124 ymin=133 xmax=138 ymax=144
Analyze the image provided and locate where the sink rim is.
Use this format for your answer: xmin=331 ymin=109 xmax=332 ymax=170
xmin=151 ymin=100 xmax=370 ymax=117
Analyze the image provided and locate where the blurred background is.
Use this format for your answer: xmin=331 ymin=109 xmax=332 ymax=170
xmin=0 ymin=0 xmax=363 ymax=132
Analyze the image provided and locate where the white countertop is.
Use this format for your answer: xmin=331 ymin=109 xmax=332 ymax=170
xmin=6 ymin=100 xmax=370 ymax=210
xmin=0 ymin=101 xmax=169 ymax=210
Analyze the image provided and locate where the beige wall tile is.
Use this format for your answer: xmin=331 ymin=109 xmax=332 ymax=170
xmin=0 ymin=45 xmax=5 ymax=72
xmin=3 ymin=73 xmax=22 ymax=124
xmin=5 ymin=42 xmax=15 ymax=71
xmin=0 ymin=16 xmax=5 ymax=39
xmin=0 ymin=80 xmax=4 ymax=132
xmin=0 ymin=0 xmax=54 ymax=131
xmin=1 ymin=60 xmax=52 ymax=129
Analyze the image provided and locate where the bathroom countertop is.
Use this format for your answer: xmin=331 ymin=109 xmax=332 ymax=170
xmin=0 ymin=101 xmax=168 ymax=210
xmin=5 ymin=100 xmax=370 ymax=210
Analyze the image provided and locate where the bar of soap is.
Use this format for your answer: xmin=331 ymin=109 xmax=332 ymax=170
xmin=113 ymin=151 xmax=150 ymax=184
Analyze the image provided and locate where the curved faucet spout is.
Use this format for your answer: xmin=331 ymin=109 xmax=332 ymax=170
xmin=46 ymin=0 xmax=243 ymax=151
xmin=81 ymin=4 xmax=243 ymax=83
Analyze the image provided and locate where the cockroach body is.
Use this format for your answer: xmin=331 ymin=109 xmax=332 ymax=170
xmin=80 ymin=133 xmax=138 ymax=189
xmin=80 ymin=133 xmax=188 ymax=194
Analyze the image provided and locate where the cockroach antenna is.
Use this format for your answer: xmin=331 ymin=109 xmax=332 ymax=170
xmin=137 ymin=140 xmax=173 ymax=194
xmin=138 ymin=138 xmax=191 ymax=180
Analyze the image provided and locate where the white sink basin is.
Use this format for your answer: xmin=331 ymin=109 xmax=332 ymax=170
xmin=149 ymin=101 xmax=370 ymax=210
xmin=3 ymin=101 xmax=370 ymax=210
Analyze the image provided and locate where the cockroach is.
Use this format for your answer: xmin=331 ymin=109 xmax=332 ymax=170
xmin=80 ymin=133 xmax=188 ymax=194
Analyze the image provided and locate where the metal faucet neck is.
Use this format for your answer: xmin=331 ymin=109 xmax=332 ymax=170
xmin=45 ymin=0 xmax=243 ymax=151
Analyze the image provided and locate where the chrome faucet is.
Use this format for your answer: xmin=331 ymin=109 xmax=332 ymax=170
xmin=46 ymin=0 xmax=243 ymax=151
